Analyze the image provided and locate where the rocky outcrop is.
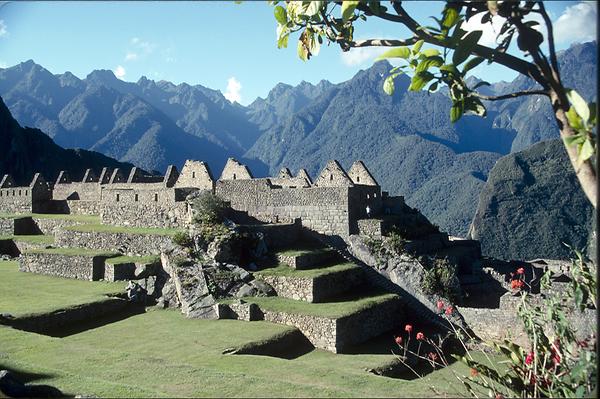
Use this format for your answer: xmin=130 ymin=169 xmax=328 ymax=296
xmin=468 ymin=139 xmax=594 ymax=261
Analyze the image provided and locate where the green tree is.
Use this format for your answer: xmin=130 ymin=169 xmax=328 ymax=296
xmin=269 ymin=0 xmax=597 ymax=208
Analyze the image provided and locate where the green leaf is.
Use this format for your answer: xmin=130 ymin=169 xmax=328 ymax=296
xmin=567 ymin=89 xmax=590 ymax=121
xmin=383 ymin=75 xmax=395 ymax=95
xmin=305 ymin=1 xmax=324 ymax=16
xmin=453 ymin=30 xmax=482 ymax=66
xmin=566 ymin=107 xmax=584 ymax=130
xmin=297 ymin=38 xmax=309 ymax=61
xmin=277 ymin=31 xmax=290 ymax=49
xmin=462 ymin=56 xmax=485 ymax=74
xmin=579 ymin=138 xmax=595 ymax=164
xmin=274 ymin=5 xmax=288 ymax=25
xmin=409 ymin=71 xmax=434 ymax=91
xmin=376 ymin=47 xmax=411 ymax=61
xmin=421 ymin=48 xmax=441 ymax=57
xmin=341 ymin=0 xmax=360 ymax=21
xmin=442 ymin=6 xmax=459 ymax=28
xmin=412 ymin=39 xmax=424 ymax=55
xmin=450 ymin=101 xmax=464 ymax=122
xmin=416 ymin=56 xmax=444 ymax=73
xmin=440 ymin=64 xmax=459 ymax=76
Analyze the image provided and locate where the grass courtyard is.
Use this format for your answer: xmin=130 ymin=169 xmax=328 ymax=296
xmin=0 ymin=261 xmax=486 ymax=397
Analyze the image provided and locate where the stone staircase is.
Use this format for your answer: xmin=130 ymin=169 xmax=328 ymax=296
xmin=220 ymin=240 xmax=405 ymax=353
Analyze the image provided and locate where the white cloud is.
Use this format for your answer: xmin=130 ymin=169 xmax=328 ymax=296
xmin=0 ymin=20 xmax=7 ymax=37
xmin=114 ymin=65 xmax=126 ymax=79
xmin=341 ymin=46 xmax=387 ymax=66
xmin=224 ymin=77 xmax=242 ymax=103
xmin=0 ymin=60 xmax=7 ymax=68
xmin=461 ymin=12 xmax=508 ymax=47
xmin=554 ymin=1 xmax=597 ymax=44
xmin=125 ymin=52 xmax=138 ymax=61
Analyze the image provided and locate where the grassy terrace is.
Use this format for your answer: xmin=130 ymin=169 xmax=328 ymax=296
xmin=0 ymin=213 xmax=100 ymax=223
xmin=64 ymin=223 xmax=181 ymax=236
xmin=0 ymin=261 xmax=125 ymax=317
xmin=223 ymin=291 xmax=399 ymax=319
xmin=0 ymin=234 xmax=54 ymax=244
xmin=277 ymin=246 xmax=333 ymax=258
xmin=23 ymin=247 xmax=120 ymax=257
xmin=105 ymin=255 xmax=161 ymax=265
xmin=256 ymin=262 xmax=360 ymax=278
xmin=0 ymin=307 xmax=488 ymax=397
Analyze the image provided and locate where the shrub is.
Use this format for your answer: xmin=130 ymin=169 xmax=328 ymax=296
xmin=172 ymin=231 xmax=194 ymax=248
xmin=192 ymin=191 xmax=229 ymax=225
xmin=421 ymin=257 xmax=461 ymax=303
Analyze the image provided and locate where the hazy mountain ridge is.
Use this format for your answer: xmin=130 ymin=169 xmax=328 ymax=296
xmin=0 ymin=96 xmax=136 ymax=185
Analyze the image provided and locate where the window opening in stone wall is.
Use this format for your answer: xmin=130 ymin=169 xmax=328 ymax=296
xmin=12 ymin=190 xmax=15 ymax=196
xmin=25 ymin=190 xmax=28 ymax=196
xmin=19 ymin=190 xmax=21 ymax=195
xmin=330 ymin=174 xmax=333 ymax=181
xmin=0 ymin=191 xmax=2 ymax=197
xmin=367 ymin=194 xmax=370 ymax=199
xmin=357 ymin=176 xmax=360 ymax=182
xmin=154 ymin=193 xmax=158 ymax=201
xmin=192 ymin=171 xmax=196 ymax=178
xmin=116 ymin=194 xmax=120 ymax=202
xmin=374 ymin=193 xmax=377 ymax=198
xmin=135 ymin=194 xmax=139 ymax=202
xmin=233 ymin=173 xmax=237 ymax=180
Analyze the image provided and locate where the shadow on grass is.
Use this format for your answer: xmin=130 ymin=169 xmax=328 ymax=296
xmin=223 ymin=328 xmax=315 ymax=360
xmin=0 ymin=365 xmax=65 ymax=397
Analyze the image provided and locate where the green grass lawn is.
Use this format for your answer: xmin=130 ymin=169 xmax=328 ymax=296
xmin=23 ymin=247 xmax=120 ymax=257
xmin=0 ymin=261 xmax=125 ymax=317
xmin=225 ymin=291 xmax=399 ymax=319
xmin=256 ymin=262 xmax=360 ymax=279
xmin=277 ymin=247 xmax=333 ymax=258
xmin=105 ymin=255 xmax=161 ymax=265
xmin=0 ymin=213 xmax=100 ymax=223
xmin=0 ymin=308 xmax=490 ymax=398
xmin=0 ymin=235 xmax=55 ymax=244
xmin=64 ymin=223 xmax=181 ymax=236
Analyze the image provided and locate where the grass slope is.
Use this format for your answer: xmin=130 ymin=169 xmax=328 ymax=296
xmin=0 ymin=213 xmax=100 ymax=223
xmin=0 ymin=261 xmax=125 ymax=316
xmin=256 ymin=262 xmax=359 ymax=279
xmin=0 ymin=308 xmax=484 ymax=398
xmin=23 ymin=247 xmax=119 ymax=257
xmin=0 ymin=235 xmax=54 ymax=244
xmin=105 ymin=255 xmax=161 ymax=265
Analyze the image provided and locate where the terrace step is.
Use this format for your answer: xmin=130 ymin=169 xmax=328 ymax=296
xmin=276 ymin=247 xmax=342 ymax=270
xmin=19 ymin=248 xmax=121 ymax=281
xmin=54 ymin=224 xmax=179 ymax=255
xmin=104 ymin=255 xmax=162 ymax=282
xmin=0 ymin=235 xmax=54 ymax=255
xmin=221 ymin=290 xmax=404 ymax=353
xmin=257 ymin=262 xmax=364 ymax=303
xmin=0 ymin=213 xmax=99 ymax=235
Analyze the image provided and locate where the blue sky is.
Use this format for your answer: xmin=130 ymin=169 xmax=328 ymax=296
xmin=0 ymin=1 xmax=596 ymax=105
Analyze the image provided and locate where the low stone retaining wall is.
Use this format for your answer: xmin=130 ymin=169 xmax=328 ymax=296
xmin=32 ymin=217 xmax=90 ymax=235
xmin=277 ymin=249 xmax=337 ymax=270
xmin=262 ymin=268 xmax=364 ymax=303
xmin=219 ymin=302 xmax=261 ymax=321
xmin=237 ymin=222 xmax=301 ymax=251
xmin=104 ymin=259 xmax=161 ymax=282
xmin=0 ymin=218 xmax=13 ymax=235
xmin=0 ymin=238 xmax=18 ymax=256
xmin=0 ymin=217 xmax=39 ymax=235
xmin=1 ymin=297 xmax=131 ymax=334
xmin=19 ymin=252 xmax=117 ymax=281
xmin=260 ymin=309 xmax=338 ymax=352
xmin=55 ymin=229 xmax=173 ymax=255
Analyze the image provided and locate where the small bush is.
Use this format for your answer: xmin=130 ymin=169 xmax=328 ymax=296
xmin=173 ymin=231 xmax=194 ymax=248
xmin=421 ymin=257 xmax=460 ymax=303
xmin=387 ymin=231 xmax=406 ymax=254
xmin=192 ymin=192 xmax=229 ymax=225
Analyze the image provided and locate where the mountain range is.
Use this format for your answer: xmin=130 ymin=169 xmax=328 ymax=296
xmin=0 ymin=41 xmax=595 ymax=237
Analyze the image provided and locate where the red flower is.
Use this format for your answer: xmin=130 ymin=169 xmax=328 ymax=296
xmin=395 ymin=336 xmax=403 ymax=345
xmin=405 ymin=324 xmax=413 ymax=333
xmin=445 ymin=306 xmax=453 ymax=315
xmin=428 ymin=352 xmax=438 ymax=361
xmin=516 ymin=267 xmax=525 ymax=275
xmin=495 ymin=394 xmax=504 ymax=399
xmin=511 ymin=279 xmax=524 ymax=290
xmin=525 ymin=351 xmax=534 ymax=365
xmin=416 ymin=332 xmax=425 ymax=340
xmin=470 ymin=368 xmax=478 ymax=377
xmin=436 ymin=300 xmax=444 ymax=311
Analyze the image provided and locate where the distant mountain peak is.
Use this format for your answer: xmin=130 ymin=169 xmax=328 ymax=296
xmin=86 ymin=69 xmax=118 ymax=85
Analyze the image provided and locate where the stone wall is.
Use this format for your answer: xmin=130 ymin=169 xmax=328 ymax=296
xmin=175 ymin=160 xmax=214 ymax=190
xmin=260 ymin=309 xmax=339 ymax=352
xmin=357 ymin=219 xmax=384 ymax=237
xmin=19 ymin=252 xmax=116 ymax=280
xmin=55 ymin=229 xmax=174 ymax=255
xmin=216 ymin=179 xmax=352 ymax=236
xmin=66 ymin=200 xmax=102 ymax=216
xmin=32 ymin=217 xmax=87 ymax=235
xmin=53 ymin=182 xmax=102 ymax=201
xmin=0 ymin=186 xmax=34 ymax=213
xmin=260 ymin=276 xmax=314 ymax=302
xmin=0 ymin=218 xmax=14 ymax=235
xmin=100 ymin=184 xmax=191 ymax=228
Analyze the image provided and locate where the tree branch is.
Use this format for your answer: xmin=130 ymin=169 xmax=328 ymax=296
xmin=473 ymin=89 xmax=549 ymax=101
xmin=345 ymin=37 xmax=419 ymax=49
xmin=537 ymin=2 xmax=563 ymax=89
xmin=354 ymin=2 xmax=547 ymax=88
